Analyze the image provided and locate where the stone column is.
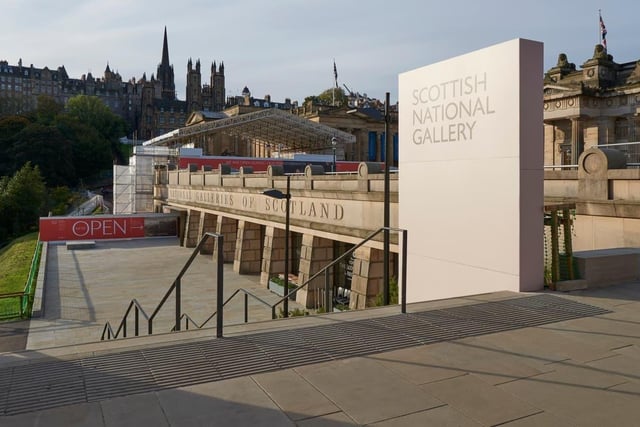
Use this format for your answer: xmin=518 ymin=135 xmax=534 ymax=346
xmin=184 ymin=209 xmax=201 ymax=248
xmin=570 ymin=117 xmax=583 ymax=164
xmin=233 ymin=221 xmax=262 ymax=274
xmin=296 ymin=234 xmax=333 ymax=308
xmin=260 ymin=226 xmax=285 ymax=286
xmin=198 ymin=212 xmax=216 ymax=254
xmin=597 ymin=117 xmax=615 ymax=147
xmin=213 ymin=216 xmax=237 ymax=263
xmin=349 ymin=246 xmax=385 ymax=309
xmin=627 ymin=116 xmax=636 ymax=142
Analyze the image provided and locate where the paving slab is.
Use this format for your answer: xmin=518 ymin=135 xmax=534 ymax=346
xmin=400 ymin=339 xmax=550 ymax=386
xmin=462 ymin=323 xmax=614 ymax=365
xmin=498 ymin=366 xmax=640 ymax=427
xmin=252 ymin=369 xmax=340 ymax=421
xmin=368 ymin=345 xmax=467 ymax=385
xmin=367 ymin=405 xmax=482 ymax=426
xmin=296 ymin=410 xmax=357 ymax=426
xmin=294 ymin=356 xmax=444 ymax=425
xmin=0 ymin=402 xmax=103 ymax=427
xmin=585 ymin=353 xmax=640 ymax=385
xmin=419 ymin=373 xmax=542 ymax=426
xmin=100 ymin=393 xmax=169 ymax=427
xmin=499 ymin=411 xmax=577 ymax=427
xmin=157 ymin=376 xmax=294 ymax=427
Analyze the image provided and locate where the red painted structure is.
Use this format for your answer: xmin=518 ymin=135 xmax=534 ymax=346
xmin=177 ymin=155 xmax=380 ymax=173
xmin=39 ymin=215 xmax=177 ymax=241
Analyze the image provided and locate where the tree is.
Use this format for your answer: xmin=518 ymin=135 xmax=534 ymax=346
xmin=305 ymin=87 xmax=347 ymax=107
xmin=0 ymin=115 xmax=31 ymax=177
xmin=34 ymin=95 xmax=64 ymax=125
xmin=0 ymin=163 xmax=46 ymax=241
xmin=66 ymin=95 xmax=128 ymax=165
xmin=56 ymin=115 xmax=112 ymax=181
xmin=12 ymin=123 xmax=75 ymax=187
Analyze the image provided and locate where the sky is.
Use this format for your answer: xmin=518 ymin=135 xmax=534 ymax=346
xmin=2 ymin=0 xmax=639 ymax=105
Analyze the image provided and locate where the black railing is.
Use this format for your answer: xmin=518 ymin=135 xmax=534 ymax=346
xmin=179 ymin=226 xmax=408 ymax=330
xmin=270 ymin=226 xmax=408 ymax=315
xmin=101 ymin=232 xmax=224 ymax=340
xmin=102 ymin=227 xmax=408 ymax=341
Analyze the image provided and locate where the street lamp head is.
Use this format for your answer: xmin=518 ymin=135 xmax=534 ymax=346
xmin=262 ymin=188 xmax=286 ymax=199
xmin=331 ymin=137 xmax=337 ymax=147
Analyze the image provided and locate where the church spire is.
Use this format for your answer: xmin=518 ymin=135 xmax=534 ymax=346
xmin=161 ymin=26 xmax=170 ymax=68
xmin=157 ymin=26 xmax=176 ymax=100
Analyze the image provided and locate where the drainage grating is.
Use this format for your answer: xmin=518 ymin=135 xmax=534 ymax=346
xmin=0 ymin=294 xmax=611 ymax=416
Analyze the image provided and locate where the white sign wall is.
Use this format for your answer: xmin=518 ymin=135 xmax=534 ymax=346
xmin=399 ymin=38 xmax=544 ymax=302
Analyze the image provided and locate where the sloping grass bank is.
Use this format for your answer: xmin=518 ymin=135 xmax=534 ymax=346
xmin=0 ymin=232 xmax=39 ymax=319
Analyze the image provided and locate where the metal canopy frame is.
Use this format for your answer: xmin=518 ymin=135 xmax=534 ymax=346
xmin=145 ymin=108 xmax=355 ymax=152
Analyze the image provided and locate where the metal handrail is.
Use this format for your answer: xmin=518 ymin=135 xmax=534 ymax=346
xmin=272 ymin=226 xmax=408 ymax=314
xmin=174 ymin=287 xmax=275 ymax=331
xmin=178 ymin=226 xmax=408 ymax=328
xmin=101 ymin=298 xmax=149 ymax=340
xmin=102 ymin=228 xmax=408 ymax=340
xmin=101 ymin=232 xmax=224 ymax=340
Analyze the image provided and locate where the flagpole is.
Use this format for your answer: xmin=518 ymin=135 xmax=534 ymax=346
xmin=332 ymin=59 xmax=337 ymax=106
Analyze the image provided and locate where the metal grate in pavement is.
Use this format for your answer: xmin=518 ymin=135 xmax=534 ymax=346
xmin=0 ymin=294 xmax=611 ymax=416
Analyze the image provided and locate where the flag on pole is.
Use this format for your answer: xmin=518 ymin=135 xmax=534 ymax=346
xmin=599 ymin=12 xmax=607 ymax=49
xmin=333 ymin=60 xmax=338 ymax=88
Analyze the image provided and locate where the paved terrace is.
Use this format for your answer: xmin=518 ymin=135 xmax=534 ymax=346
xmin=0 ymin=238 xmax=639 ymax=426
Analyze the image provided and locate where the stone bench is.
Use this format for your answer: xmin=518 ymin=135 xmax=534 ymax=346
xmin=66 ymin=241 xmax=96 ymax=250
xmin=573 ymin=248 xmax=640 ymax=288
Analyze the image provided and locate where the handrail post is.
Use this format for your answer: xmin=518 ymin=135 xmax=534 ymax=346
xmin=216 ymin=234 xmax=224 ymax=338
xmin=383 ymin=92 xmax=391 ymax=306
xmin=324 ymin=269 xmax=331 ymax=312
xmin=175 ymin=278 xmax=181 ymax=332
xmin=244 ymin=293 xmax=249 ymax=323
xmin=401 ymin=229 xmax=408 ymax=314
xmin=135 ymin=306 xmax=139 ymax=336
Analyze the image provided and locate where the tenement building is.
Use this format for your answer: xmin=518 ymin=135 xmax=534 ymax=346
xmin=0 ymin=27 xmax=226 ymax=140
xmin=543 ymin=44 xmax=640 ymax=165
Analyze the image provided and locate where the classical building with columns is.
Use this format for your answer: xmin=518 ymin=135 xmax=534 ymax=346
xmin=154 ymin=163 xmax=398 ymax=310
xmin=544 ymin=44 xmax=640 ymax=166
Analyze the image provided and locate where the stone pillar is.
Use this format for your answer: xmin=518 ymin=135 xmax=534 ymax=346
xmin=296 ymin=234 xmax=333 ymax=308
xmin=597 ymin=117 xmax=615 ymax=147
xmin=627 ymin=116 xmax=636 ymax=142
xmin=233 ymin=221 xmax=262 ymax=274
xmin=570 ymin=118 xmax=583 ymax=164
xmin=184 ymin=209 xmax=201 ymax=248
xmin=543 ymin=121 xmax=558 ymax=166
xmin=349 ymin=246 xmax=385 ymax=309
xmin=578 ymin=147 xmax=626 ymax=200
xmin=213 ymin=216 xmax=237 ymax=263
xmin=198 ymin=212 xmax=216 ymax=254
xmin=260 ymin=226 xmax=285 ymax=286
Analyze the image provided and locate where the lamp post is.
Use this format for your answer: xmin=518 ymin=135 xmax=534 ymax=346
xmin=383 ymin=92 xmax=391 ymax=306
xmin=331 ymin=137 xmax=337 ymax=173
xmin=262 ymin=175 xmax=291 ymax=317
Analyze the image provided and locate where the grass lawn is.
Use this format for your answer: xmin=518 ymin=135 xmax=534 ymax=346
xmin=0 ymin=232 xmax=39 ymax=318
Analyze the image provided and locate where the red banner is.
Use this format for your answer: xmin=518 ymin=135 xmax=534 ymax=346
xmin=39 ymin=217 xmax=146 ymax=241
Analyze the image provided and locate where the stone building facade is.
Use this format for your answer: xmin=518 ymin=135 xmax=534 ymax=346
xmin=0 ymin=27 xmax=226 ymax=141
xmin=155 ymin=163 xmax=399 ymax=310
xmin=544 ymin=44 xmax=640 ymax=166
